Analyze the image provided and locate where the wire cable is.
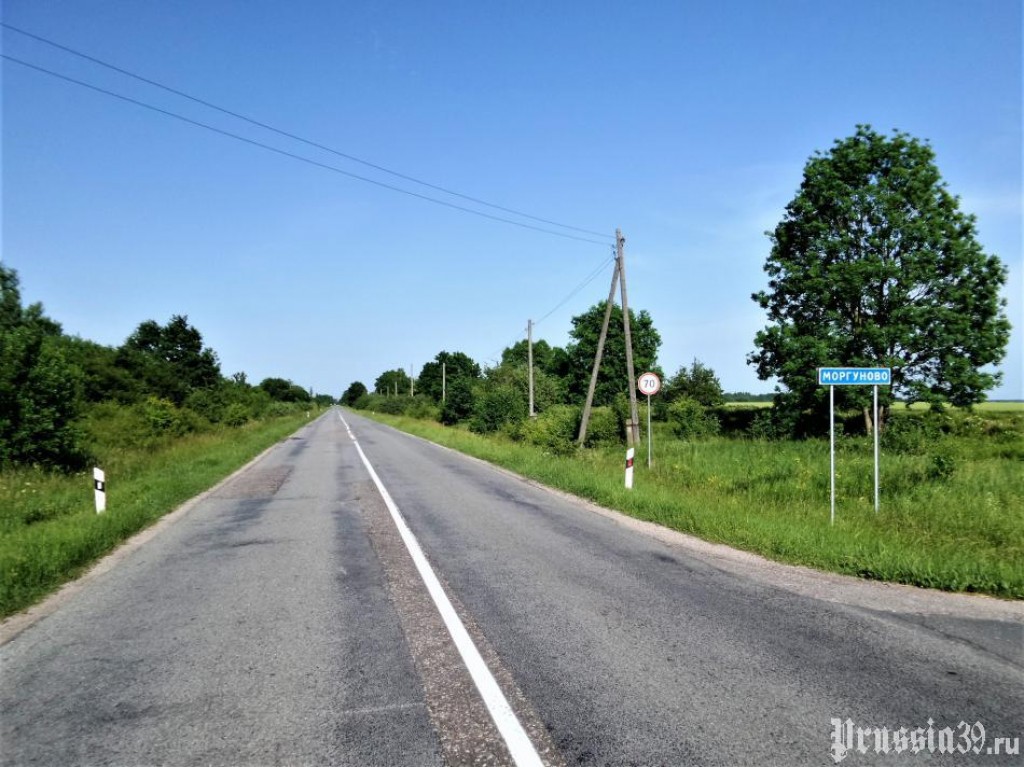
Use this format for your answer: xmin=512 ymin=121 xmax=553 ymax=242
xmin=1 ymin=22 xmax=612 ymax=242
xmin=2 ymin=55 xmax=611 ymax=246
xmin=534 ymin=252 xmax=616 ymax=325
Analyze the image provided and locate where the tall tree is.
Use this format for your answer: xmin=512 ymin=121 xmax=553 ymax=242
xmin=0 ymin=266 xmax=85 ymax=469
xmin=749 ymin=126 xmax=1011 ymax=431
xmin=341 ymin=381 xmax=368 ymax=406
xmin=374 ymin=368 xmax=411 ymax=396
xmin=258 ymin=377 xmax=311 ymax=403
xmin=565 ymin=301 xmax=661 ymax=407
xmin=119 ymin=315 xmax=221 ymax=403
xmin=417 ymin=351 xmax=481 ymax=402
xmin=664 ymin=359 xmax=724 ymax=407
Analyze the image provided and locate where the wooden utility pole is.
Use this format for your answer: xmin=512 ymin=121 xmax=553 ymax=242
xmin=577 ymin=256 xmax=620 ymax=445
xmin=617 ymin=229 xmax=640 ymax=446
xmin=527 ymin=319 xmax=535 ymax=417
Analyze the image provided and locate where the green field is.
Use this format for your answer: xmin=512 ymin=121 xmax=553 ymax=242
xmin=355 ymin=409 xmax=1024 ymax=599
xmin=0 ymin=413 xmax=310 ymax=618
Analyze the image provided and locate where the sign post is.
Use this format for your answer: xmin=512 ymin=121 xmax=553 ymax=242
xmin=637 ymin=372 xmax=661 ymax=468
xmin=817 ymin=367 xmax=891 ymax=524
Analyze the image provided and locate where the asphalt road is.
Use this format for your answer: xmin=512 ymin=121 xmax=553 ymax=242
xmin=2 ymin=409 xmax=1021 ymax=766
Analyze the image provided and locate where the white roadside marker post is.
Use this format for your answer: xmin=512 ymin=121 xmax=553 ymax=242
xmin=625 ymin=448 xmax=635 ymax=489
xmin=93 ymin=467 xmax=106 ymax=513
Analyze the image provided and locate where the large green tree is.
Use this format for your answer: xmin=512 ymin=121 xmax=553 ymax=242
xmin=664 ymin=359 xmax=724 ymax=407
xmin=341 ymin=381 xmax=368 ymax=406
xmin=749 ymin=126 xmax=1011 ymax=431
xmin=258 ymin=377 xmax=311 ymax=403
xmin=374 ymin=368 xmax=411 ymax=396
xmin=118 ymin=315 xmax=221 ymax=404
xmin=417 ymin=351 xmax=481 ymax=402
xmin=0 ymin=266 xmax=86 ymax=469
xmin=565 ymin=301 xmax=661 ymax=407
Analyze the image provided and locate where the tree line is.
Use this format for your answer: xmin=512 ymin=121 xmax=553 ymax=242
xmin=344 ymin=126 xmax=1011 ymax=445
xmin=0 ymin=265 xmax=331 ymax=471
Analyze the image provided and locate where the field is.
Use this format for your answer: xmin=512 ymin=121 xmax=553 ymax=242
xmin=0 ymin=413 xmax=310 ymax=618
xmin=356 ymin=408 xmax=1024 ymax=599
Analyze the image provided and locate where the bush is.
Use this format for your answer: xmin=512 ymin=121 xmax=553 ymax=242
xmin=440 ymin=379 xmax=476 ymax=425
xmin=927 ymin=449 xmax=957 ymax=481
xmin=585 ymin=406 xmax=622 ymax=447
xmin=223 ymin=402 xmax=250 ymax=427
xmin=667 ymin=398 xmax=720 ymax=439
xmin=712 ymin=406 xmax=762 ymax=436
xmin=521 ymin=405 xmax=580 ymax=455
xmin=882 ymin=413 xmax=948 ymax=454
xmin=471 ymin=385 xmax=526 ymax=434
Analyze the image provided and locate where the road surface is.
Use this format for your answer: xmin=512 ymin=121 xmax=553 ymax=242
xmin=2 ymin=409 xmax=1021 ymax=766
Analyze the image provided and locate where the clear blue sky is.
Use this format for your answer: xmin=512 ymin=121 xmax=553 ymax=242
xmin=3 ymin=1 xmax=1021 ymax=399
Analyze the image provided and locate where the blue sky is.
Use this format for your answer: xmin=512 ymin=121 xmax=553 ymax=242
xmin=3 ymin=1 xmax=1021 ymax=399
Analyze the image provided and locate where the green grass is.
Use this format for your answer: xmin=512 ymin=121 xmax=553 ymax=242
xmin=898 ymin=401 xmax=1024 ymax=412
xmin=355 ymin=411 xmax=1024 ymax=599
xmin=0 ymin=413 xmax=310 ymax=618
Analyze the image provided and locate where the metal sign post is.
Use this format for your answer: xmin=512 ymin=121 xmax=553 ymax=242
xmin=817 ymin=367 xmax=891 ymax=524
xmin=637 ymin=372 xmax=661 ymax=469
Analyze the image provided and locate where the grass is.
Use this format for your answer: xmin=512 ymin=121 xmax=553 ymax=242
xmin=354 ymin=410 xmax=1024 ymax=600
xmin=0 ymin=413 xmax=310 ymax=619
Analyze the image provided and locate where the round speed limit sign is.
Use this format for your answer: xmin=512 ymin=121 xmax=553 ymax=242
xmin=637 ymin=372 xmax=661 ymax=396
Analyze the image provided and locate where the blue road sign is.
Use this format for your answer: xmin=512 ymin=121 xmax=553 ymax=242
xmin=817 ymin=367 xmax=891 ymax=386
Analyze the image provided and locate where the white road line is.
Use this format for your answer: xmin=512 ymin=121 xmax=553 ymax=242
xmin=338 ymin=412 xmax=544 ymax=767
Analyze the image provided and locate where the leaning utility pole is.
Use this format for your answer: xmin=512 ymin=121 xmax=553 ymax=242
xmin=577 ymin=254 xmax=621 ymax=446
xmin=617 ymin=229 xmax=641 ymax=446
xmin=527 ymin=319 xmax=535 ymax=417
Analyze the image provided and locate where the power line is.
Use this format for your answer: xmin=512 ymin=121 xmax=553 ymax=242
xmin=1 ymin=22 xmax=613 ymax=242
xmin=484 ymin=252 xmax=616 ymax=364
xmin=535 ymin=252 xmax=616 ymax=325
xmin=2 ymin=54 xmax=611 ymax=246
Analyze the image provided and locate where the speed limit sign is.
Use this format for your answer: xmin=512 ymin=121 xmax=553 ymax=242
xmin=637 ymin=372 xmax=661 ymax=396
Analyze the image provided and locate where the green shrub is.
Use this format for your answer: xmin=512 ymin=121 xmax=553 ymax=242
xmin=585 ymin=406 xmax=622 ymax=447
xmin=667 ymin=398 xmax=720 ymax=439
xmin=223 ymin=402 xmax=250 ymax=427
xmin=882 ymin=413 xmax=947 ymax=454
xmin=927 ymin=449 xmax=957 ymax=481
xmin=440 ymin=379 xmax=476 ymax=425
xmin=406 ymin=399 xmax=440 ymax=421
xmin=521 ymin=405 xmax=580 ymax=454
xmin=471 ymin=385 xmax=526 ymax=434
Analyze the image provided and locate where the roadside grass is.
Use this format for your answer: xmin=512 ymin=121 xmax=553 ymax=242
xmin=354 ymin=411 xmax=1024 ymax=599
xmin=0 ymin=413 xmax=310 ymax=619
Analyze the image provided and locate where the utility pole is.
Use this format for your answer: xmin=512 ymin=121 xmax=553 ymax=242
xmin=442 ymin=362 xmax=446 ymax=403
xmin=578 ymin=255 xmax=621 ymax=445
xmin=410 ymin=364 xmax=414 ymax=397
xmin=617 ymin=229 xmax=640 ymax=446
xmin=527 ymin=319 xmax=535 ymax=417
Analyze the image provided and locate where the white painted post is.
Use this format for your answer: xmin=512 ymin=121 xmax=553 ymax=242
xmin=93 ymin=467 xmax=106 ymax=513
xmin=625 ymin=447 xmax=635 ymax=489
xmin=873 ymin=384 xmax=880 ymax=513
xmin=829 ymin=385 xmax=835 ymax=526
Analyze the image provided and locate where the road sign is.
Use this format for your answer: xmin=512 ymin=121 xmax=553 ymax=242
xmin=817 ymin=367 xmax=891 ymax=523
xmin=817 ymin=367 xmax=891 ymax=386
xmin=637 ymin=372 xmax=661 ymax=396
